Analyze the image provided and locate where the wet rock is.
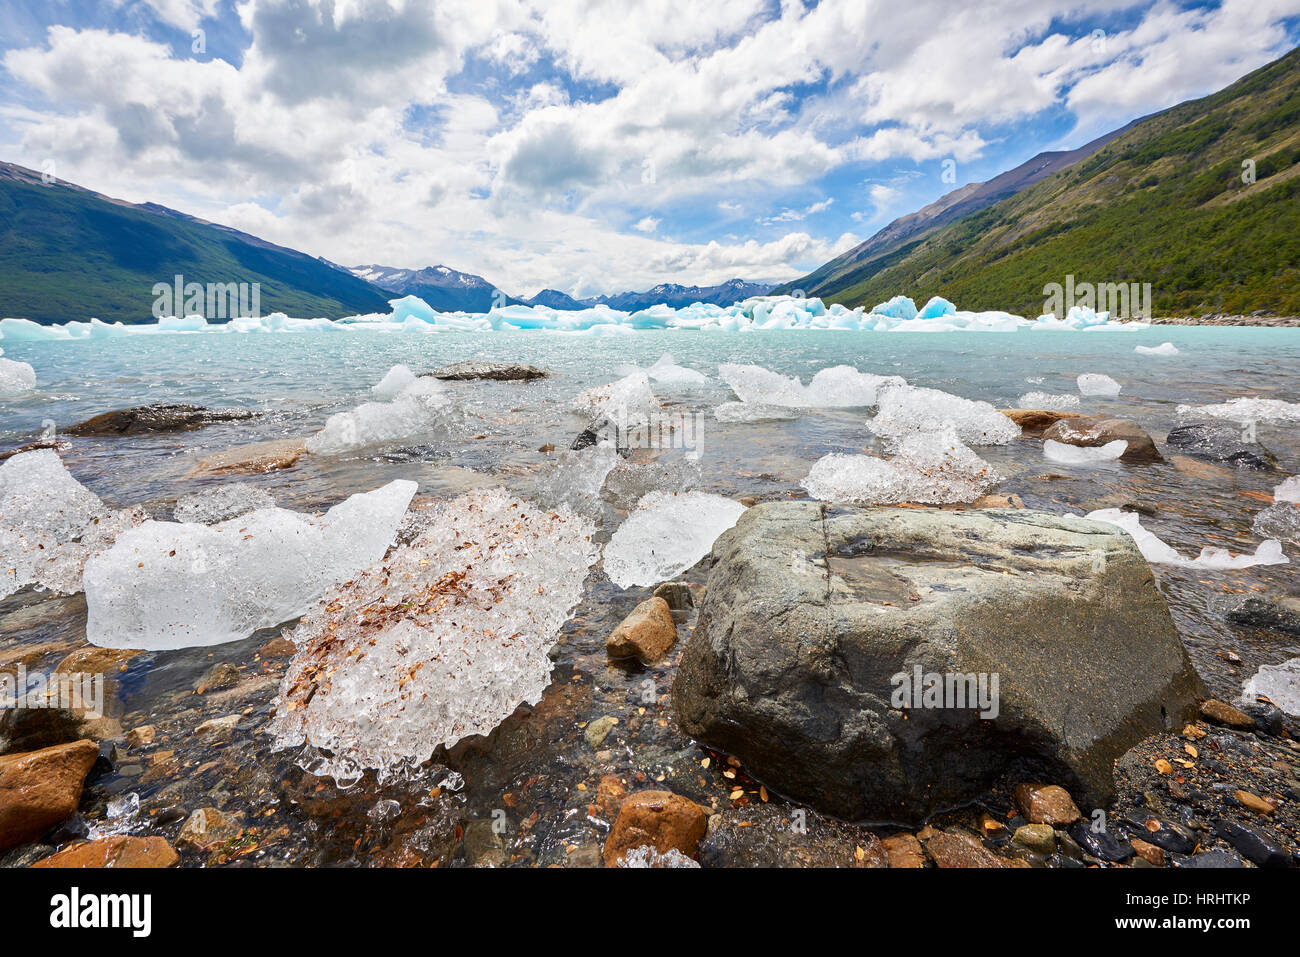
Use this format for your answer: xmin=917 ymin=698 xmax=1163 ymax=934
xmin=177 ymin=807 xmax=244 ymax=852
xmin=973 ymin=493 xmax=1025 ymax=509
xmin=0 ymin=739 xmax=99 ymax=850
xmin=652 ymin=581 xmax=695 ymax=612
xmin=1169 ymin=455 xmax=1234 ymax=482
xmin=32 ymin=835 xmax=179 ymax=868
xmin=188 ymin=437 xmax=307 ymax=476
xmin=1176 ymin=847 xmax=1244 ymax=868
xmin=1200 ymin=699 xmax=1255 ymax=730
xmin=593 ymin=775 xmax=627 ymax=819
xmin=0 ymin=439 xmax=70 ymax=462
xmin=698 ymin=803 xmax=887 ymax=867
xmin=1165 ymin=423 xmax=1276 ymax=471
xmin=1012 ymin=824 xmax=1056 ymax=855
xmin=195 ymin=714 xmax=240 ymax=736
xmin=923 ymin=830 xmax=1007 ymax=868
xmin=194 ymin=663 xmax=240 ymax=693
xmin=1221 ymin=594 xmax=1300 ymax=636
xmin=258 ymin=636 xmax=297 ymax=658
xmin=882 ymin=833 xmax=926 ymax=868
xmin=673 ymin=502 xmax=1202 ymax=821
xmin=603 ymin=790 xmax=708 ymax=867
xmin=0 ymin=842 xmax=53 ymax=867
xmin=462 ymin=818 xmax=507 ymax=867
xmin=0 ymin=693 xmax=121 ymax=754
xmin=424 ymin=361 xmax=547 ymax=381
xmin=1014 ymin=784 xmax=1082 ymax=825
xmin=54 ymin=646 xmax=142 ymax=675
xmin=1042 ymin=415 xmax=1162 ymax=464
xmin=606 ymin=597 xmax=678 ymax=665
xmin=1212 ymin=819 xmax=1293 ymax=867
xmin=563 ymin=842 xmax=603 ymax=867
xmin=583 ymin=716 xmax=618 ymax=749
xmin=1123 ymin=815 xmax=1196 ymax=854
xmin=999 ymin=409 xmax=1086 ymax=436
xmin=1129 ymin=838 xmax=1165 ymax=866
xmin=1233 ymin=789 xmax=1277 ymax=816
xmin=66 ymin=404 xmax=257 ymax=437
xmin=1068 ymin=820 xmax=1134 ymax=862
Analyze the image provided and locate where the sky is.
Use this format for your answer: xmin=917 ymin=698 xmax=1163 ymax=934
xmin=1 ymin=0 xmax=1298 ymax=298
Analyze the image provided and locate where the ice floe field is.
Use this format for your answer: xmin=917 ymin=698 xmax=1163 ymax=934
xmin=2 ymin=294 xmax=1300 ymax=867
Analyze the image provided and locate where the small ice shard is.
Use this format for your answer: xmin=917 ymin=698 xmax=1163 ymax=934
xmin=1082 ymin=508 xmax=1288 ymax=568
xmin=0 ymin=355 xmax=36 ymax=396
xmin=870 ymin=385 xmax=1021 ymax=445
xmin=617 ymin=354 xmax=709 ymax=386
xmin=1176 ymin=396 xmax=1300 ymax=425
xmin=0 ymin=449 xmax=105 ymax=542
xmin=718 ymin=363 xmax=904 ymax=408
xmin=713 ymin=401 xmax=800 ymax=423
xmin=173 ymin=483 xmax=276 ymax=524
xmin=1135 ymin=342 xmax=1178 ymax=356
xmin=84 ymin=480 xmax=416 ymax=650
xmin=802 ymin=428 xmax=1002 ymax=505
xmin=1077 ymin=373 xmax=1121 ymax=396
xmin=307 ymin=377 xmax=451 ymax=454
xmin=619 ymin=845 xmax=701 ymax=868
xmin=1043 ymin=438 xmax=1127 ymax=464
xmin=530 ymin=444 xmax=619 ymax=518
xmin=1018 ymin=391 xmax=1080 ymax=410
xmin=604 ymin=490 xmax=747 ymax=588
xmin=1242 ymin=657 xmax=1300 ymax=716
xmin=1276 ymin=476 xmax=1300 ymax=504
xmin=269 ymin=488 xmax=599 ymax=784
xmin=371 ymin=364 xmax=419 ymax=398
xmin=573 ymin=371 xmax=659 ymax=422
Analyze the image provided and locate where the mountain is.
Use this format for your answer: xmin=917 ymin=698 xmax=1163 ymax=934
xmin=350 ymin=263 xmax=529 ymax=312
xmin=585 ymin=278 xmax=777 ymax=310
xmin=779 ymin=46 xmax=1300 ymax=316
xmin=526 ymin=288 xmax=588 ymax=309
xmin=0 ymin=162 xmax=390 ymax=324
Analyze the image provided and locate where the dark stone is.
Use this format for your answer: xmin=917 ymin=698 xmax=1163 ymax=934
xmin=1068 ymin=820 xmax=1135 ymax=862
xmin=1122 ymin=815 xmax=1196 ymax=854
xmin=1221 ymin=594 xmax=1300 ymax=636
xmin=1165 ymin=423 xmax=1276 ymax=470
xmin=44 ymin=812 xmax=89 ymax=845
xmin=66 ymin=404 xmax=258 ymax=437
xmin=1041 ymin=416 xmax=1162 ymax=464
xmin=424 ymin=361 xmax=547 ymax=381
xmin=1212 ymin=819 xmax=1294 ymax=867
xmin=1176 ymin=848 xmax=1245 ymax=868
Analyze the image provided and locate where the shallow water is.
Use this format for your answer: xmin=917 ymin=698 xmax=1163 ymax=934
xmin=2 ymin=325 xmax=1298 ymax=865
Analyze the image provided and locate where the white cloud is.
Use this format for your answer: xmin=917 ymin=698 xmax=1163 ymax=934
xmin=633 ymin=216 xmax=660 ymax=233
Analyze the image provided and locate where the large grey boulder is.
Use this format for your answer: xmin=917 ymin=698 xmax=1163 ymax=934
xmin=672 ymin=502 xmax=1202 ymax=822
xmin=423 ymin=361 xmax=547 ymax=381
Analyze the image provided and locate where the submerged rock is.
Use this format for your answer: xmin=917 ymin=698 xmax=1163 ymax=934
xmin=1165 ymin=423 xmax=1276 ymax=470
xmin=31 ymin=834 xmax=178 ymax=868
xmin=187 ymin=438 xmax=307 ymax=476
xmin=66 ymin=404 xmax=258 ymax=437
xmin=999 ymin=408 xmax=1085 ymax=436
xmin=606 ymin=597 xmax=678 ymax=664
xmin=1041 ymin=415 xmax=1162 ymax=463
xmin=672 ymin=502 xmax=1202 ymax=822
xmin=425 ymin=360 xmax=547 ymax=381
xmin=1221 ymin=594 xmax=1300 ymax=635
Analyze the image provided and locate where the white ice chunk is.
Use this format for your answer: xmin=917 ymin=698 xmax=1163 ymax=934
xmin=0 ymin=449 xmax=105 ymax=542
xmin=173 ymin=483 xmax=276 ymax=524
xmin=604 ymin=455 xmax=702 ymax=509
xmin=307 ymin=377 xmax=451 ymax=454
xmin=870 ymin=385 xmax=1021 ymax=445
xmin=617 ymin=354 xmax=709 ymax=386
xmin=268 ymin=488 xmax=599 ymax=785
xmin=1043 ymin=438 xmax=1127 ymax=464
xmin=84 ymin=480 xmax=416 ymax=650
xmin=1254 ymin=503 xmax=1300 ymax=544
xmin=1077 ymin=373 xmax=1122 ymax=396
xmin=802 ymin=428 xmax=1002 ymax=505
xmin=1135 ymin=342 xmax=1178 ymax=356
xmin=530 ymin=444 xmax=619 ymax=518
xmin=1242 ymin=658 xmax=1300 ymax=716
xmin=620 ymin=845 xmax=701 ymax=868
xmin=1176 ymin=396 xmax=1300 ymax=425
xmin=371 ymin=364 xmax=419 ymax=398
xmin=573 ymin=371 xmax=659 ymax=422
xmin=2 ymin=507 xmax=148 ymax=600
xmin=1082 ymin=508 xmax=1289 ymax=569
xmin=719 ymin=363 xmax=904 ymax=408
xmin=0 ymin=356 xmax=36 ymax=396
xmin=1018 ymin=391 xmax=1080 ymax=410
xmin=604 ymin=490 xmax=746 ymax=588
xmin=1275 ymin=477 xmax=1300 ymax=504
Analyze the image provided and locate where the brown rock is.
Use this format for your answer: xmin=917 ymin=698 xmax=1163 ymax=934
xmin=923 ymin=830 xmax=1007 ymax=868
xmin=1000 ymin=409 xmax=1086 ymax=435
xmin=1200 ymin=699 xmax=1255 ymax=730
xmin=652 ymin=581 xmax=695 ymax=612
xmin=55 ymin=646 xmax=142 ymax=675
xmin=1014 ymin=783 xmax=1082 ymax=825
xmin=1234 ymin=790 xmax=1277 ymax=816
xmin=1169 ymin=455 xmax=1234 ymax=482
xmin=258 ymin=636 xmax=297 ymax=658
xmin=187 ymin=437 xmax=307 ymax=477
xmin=606 ymin=597 xmax=678 ymax=664
xmin=177 ymin=807 xmax=244 ymax=851
xmin=1042 ymin=416 xmax=1162 ymax=463
xmin=0 ymin=740 xmax=98 ymax=850
xmin=67 ymin=404 xmax=256 ymax=437
xmin=32 ymin=835 xmax=178 ymax=868
xmin=125 ymin=726 xmax=156 ymax=748
xmin=882 ymin=833 xmax=926 ymax=868
xmin=1130 ymin=837 xmax=1165 ymax=866
xmin=973 ymin=493 xmax=1024 ymax=509
xmin=594 ymin=774 xmax=627 ymax=819
xmin=603 ymin=790 xmax=708 ymax=867
xmin=1012 ymin=823 xmax=1056 ymax=854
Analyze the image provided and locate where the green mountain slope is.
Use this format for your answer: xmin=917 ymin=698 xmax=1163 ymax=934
xmin=0 ymin=164 xmax=390 ymax=324
xmin=789 ymin=46 xmax=1300 ymax=317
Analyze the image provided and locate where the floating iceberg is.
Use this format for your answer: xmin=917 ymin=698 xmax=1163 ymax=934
xmin=1043 ymin=439 xmax=1127 ymax=464
xmin=173 ymin=483 xmax=276 ymax=524
xmin=0 ymin=354 xmax=36 ymax=396
xmin=84 ymin=480 xmax=416 ymax=649
xmin=1175 ymin=396 xmax=1300 ymax=425
xmin=307 ymin=375 xmax=452 ymax=454
xmin=1242 ymin=658 xmax=1300 ymax=716
xmin=802 ymin=428 xmax=1002 ymax=505
xmin=870 ymin=385 xmax=1020 ymax=445
xmin=719 ymin=363 xmax=905 ymax=408
xmin=1077 ymin=373 xmax=1122 ymax=396
xmin=1135 ymin=342 xmax=1179 ymax=356
xmin=269 ymin=488 xmax=599 ymax=784
xmin=603 ymin=491 xmax=746 ymax=588
xmin=1081 ymin=508 xmax=1288 ymax=569
xmin=1018 ymin=391 xmax=1080 ymax=410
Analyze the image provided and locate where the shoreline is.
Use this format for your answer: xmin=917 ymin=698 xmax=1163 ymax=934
xmin=1151 ymin=315 xmax=1300 ymax=327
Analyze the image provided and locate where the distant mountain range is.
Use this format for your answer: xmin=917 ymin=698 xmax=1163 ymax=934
xmin=779 ymin=46 xmax=1300 ymax=316
xmin=348 ymin=265 xmax=776 ymax=312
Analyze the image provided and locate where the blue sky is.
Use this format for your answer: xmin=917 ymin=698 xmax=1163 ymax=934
xmin=2 ymin=0 xmax=1298 ymax=297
